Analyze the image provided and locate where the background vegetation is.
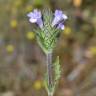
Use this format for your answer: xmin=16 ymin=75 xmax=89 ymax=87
xmin=0 ymin=0 xmax=96 ymax=96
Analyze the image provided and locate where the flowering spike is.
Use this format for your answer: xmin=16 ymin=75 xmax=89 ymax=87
xmin=27 ymin=9 xmax=67 ymax=53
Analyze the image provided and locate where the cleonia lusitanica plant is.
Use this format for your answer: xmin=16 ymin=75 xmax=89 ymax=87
xmin=27 ymin=9 xmax=67 ymax=96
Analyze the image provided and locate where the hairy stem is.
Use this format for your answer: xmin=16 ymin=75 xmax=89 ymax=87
xmin=46 ymin=52 xmax=53 ymax=95
xmin=48 ymin=92 xmax=53 ymax=96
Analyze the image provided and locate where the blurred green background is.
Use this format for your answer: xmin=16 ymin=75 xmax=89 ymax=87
xmin=0 ymin=0 xmax=96 ymax=96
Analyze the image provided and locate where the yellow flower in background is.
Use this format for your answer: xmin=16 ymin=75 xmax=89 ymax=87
xmin=64 ymin=27 xmax=71 ymax=36
xmin=10 ymin=20 xmax=17 ymax=28
xmin=33 ymin=80 xmax=43 ymax=90
xmin=89 ymin=46 xmax=96 ymax=56
xmin=6 ymin=45 xmax=14 ymax=53
xmin=73 ymin=0 xmax=82 ymax=7
xmin=26 ymin=5 xmax=33 ymax=12
xmin=26 ymin=32 xmax=35 ymax=40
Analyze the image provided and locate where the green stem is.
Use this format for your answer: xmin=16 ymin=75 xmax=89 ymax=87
xmin=48 ymin=92 xmax=53 ymax=96
xmin=46 ymin=52 xmax=53 ymax=95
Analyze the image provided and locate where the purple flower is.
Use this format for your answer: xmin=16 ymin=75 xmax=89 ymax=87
xmin=27 ymin=9 xmax=43 ymax=28
xmin=57 ymin=23 xmax=65 ymax=30
xmin=52 ymin=10 xmax=67 ymax=27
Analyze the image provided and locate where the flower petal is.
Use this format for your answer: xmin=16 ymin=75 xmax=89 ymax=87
xmin=27 ymin=12 xmax=33 ymax=18
xmin=37 ymin=19 xmax=43 ymax=28
xmin=57 ymin=23 xmax=65 ymax=30
xmin=62 ymin=14 xmax=68 ymax=20
xmin=55 ymin=10 xmax=63 ymax=17
xmin=29 ymin=18 xmax=37 ymax=23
